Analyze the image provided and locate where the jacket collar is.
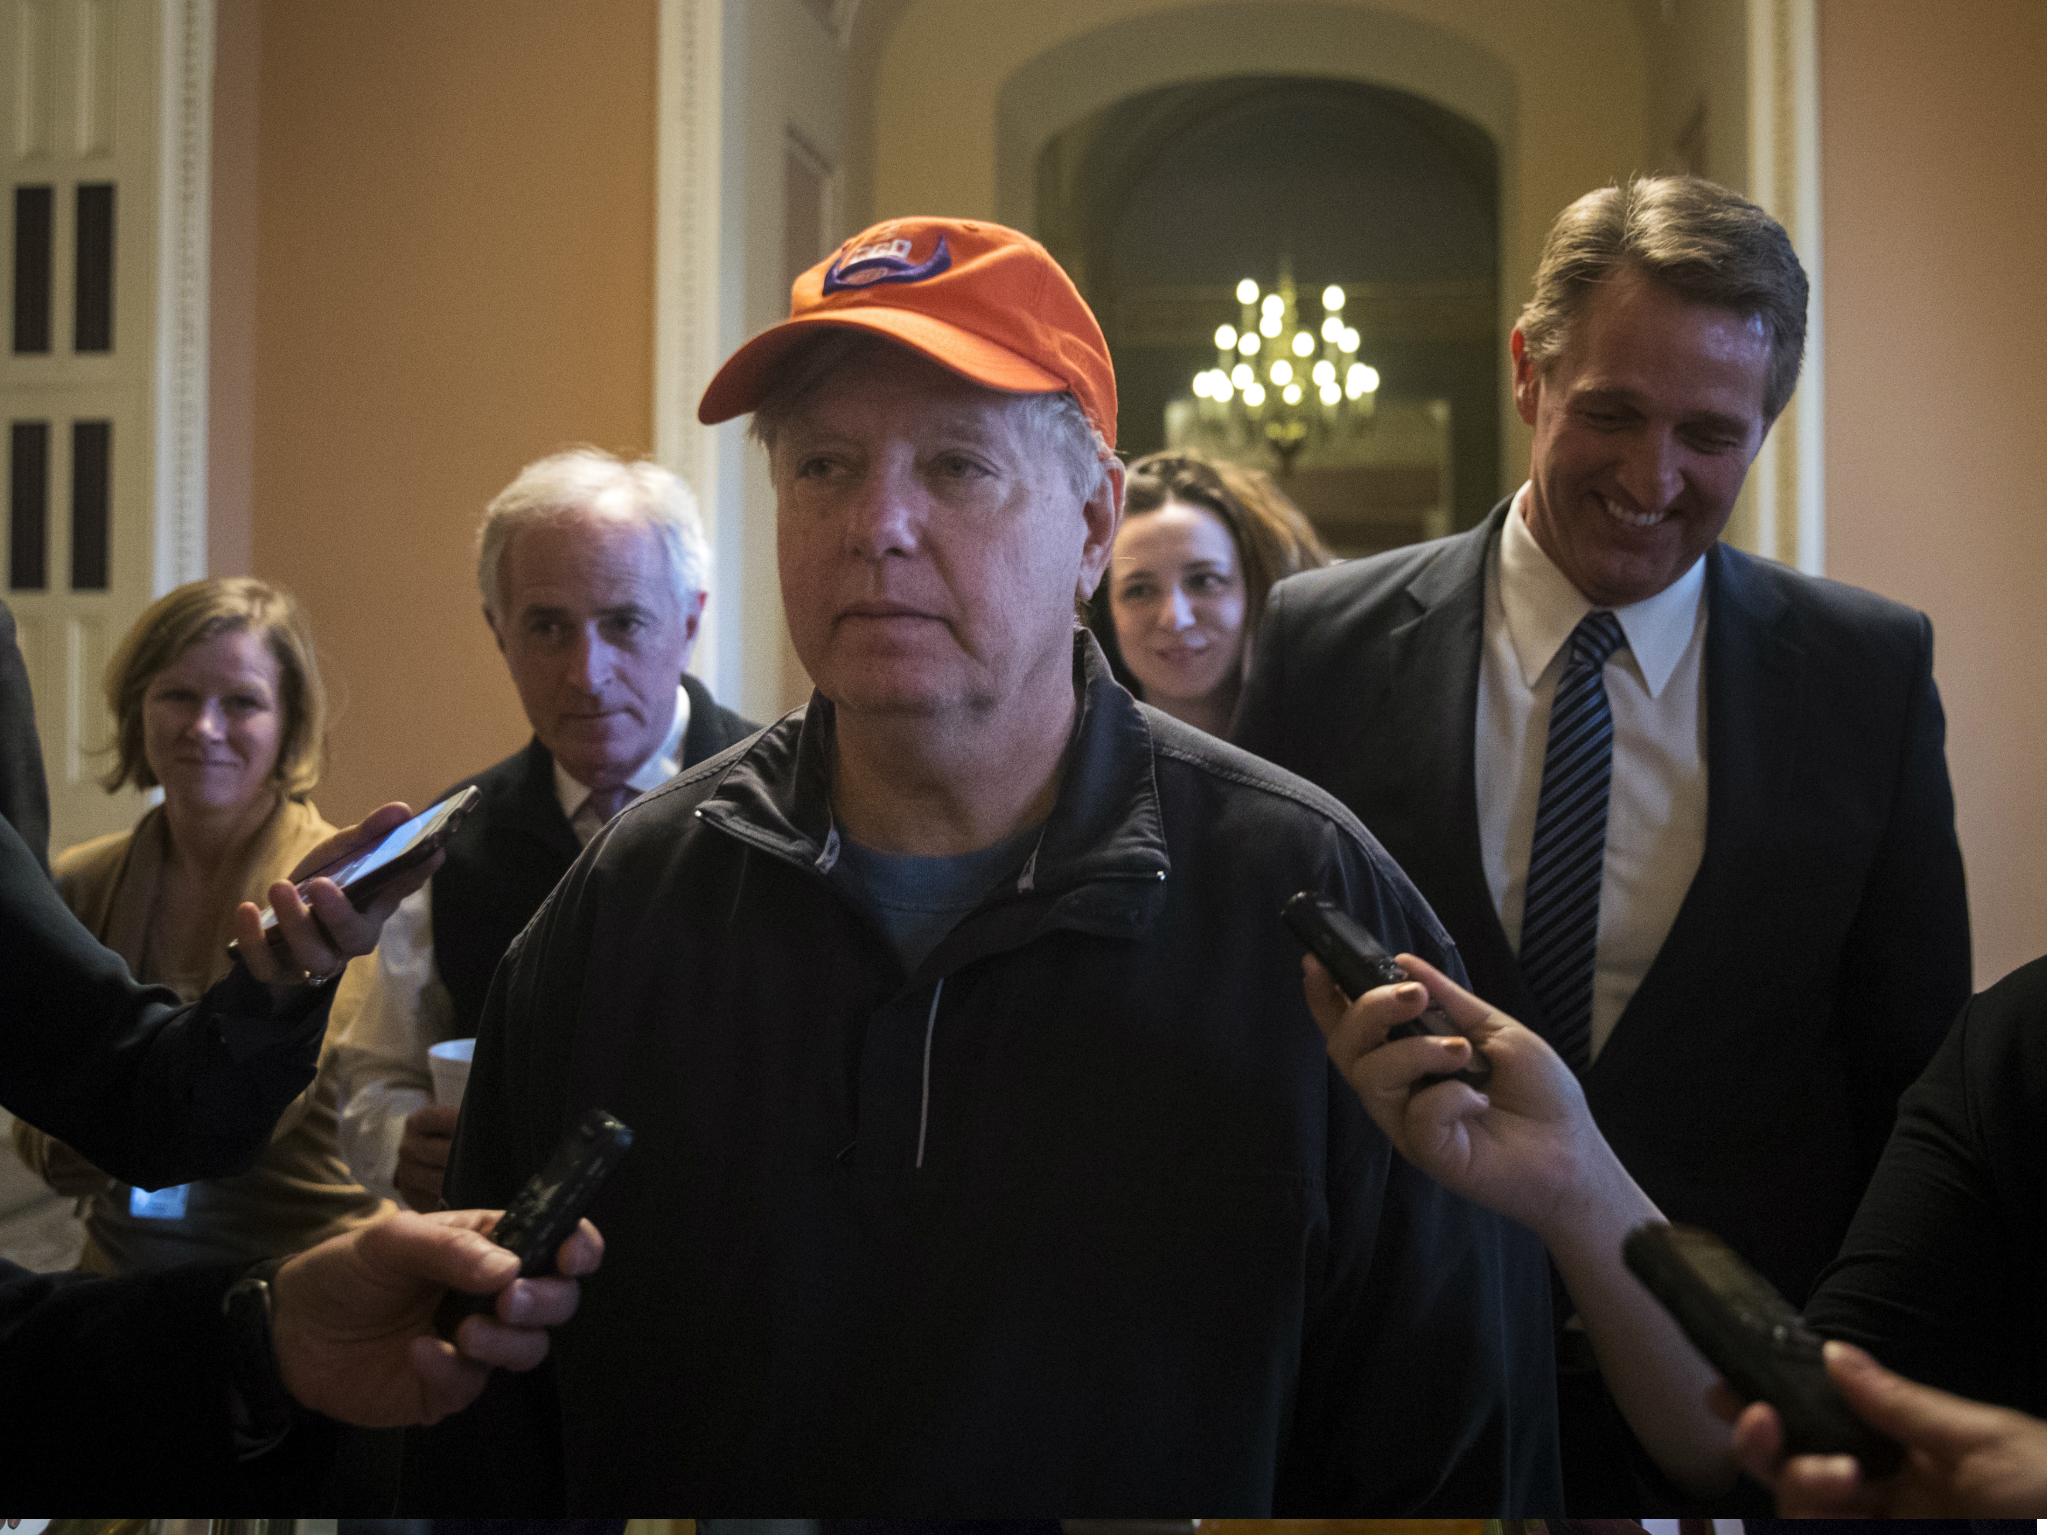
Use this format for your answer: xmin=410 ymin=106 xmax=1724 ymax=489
xmin=678 ymin=671 xmax=730 ymax=765
xmin=1374 ymin=502 xmax=1536 ymax=1021
xmin=1405 ymin=498 xmax=1503 ymax=614
xmin=698 ymin=630 xmax=1172 ymax=902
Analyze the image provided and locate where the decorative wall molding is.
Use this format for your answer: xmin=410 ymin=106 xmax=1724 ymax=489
xmin=655 ymin=0 xmax=738 ymax=693
xmin=655 ymin=0 xmax=704 ymax=495
xmin=152 ymin=0 xmax=211 ymax=589
xmin=1746 ymin=0 xmax=1823 ymax=574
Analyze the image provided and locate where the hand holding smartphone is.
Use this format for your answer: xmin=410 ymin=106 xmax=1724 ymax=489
xmin=1282 ymin=891 xmax=1493 ymax=1090
xmin=233 ymin=785 xmax=480 ymax=958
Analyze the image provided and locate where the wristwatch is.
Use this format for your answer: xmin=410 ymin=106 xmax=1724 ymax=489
xmin=222 ymin=1255 xmax=298 ymax=1456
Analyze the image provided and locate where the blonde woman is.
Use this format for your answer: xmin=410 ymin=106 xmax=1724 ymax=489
xmin=13 ymin=577 xmax=387 ymax=1271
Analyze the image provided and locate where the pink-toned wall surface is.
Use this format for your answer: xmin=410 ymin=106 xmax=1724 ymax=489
xmin=234 ymin=0 xmax=658 ymax=820
xmin=1818 ymin=2 xmax=2045 ymax=987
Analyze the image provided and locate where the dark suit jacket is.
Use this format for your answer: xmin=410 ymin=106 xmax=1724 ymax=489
xmin=430 ymin=671 xmax=759 ymax=1037
xmin=1236 ymin=502 xmax=1971 ymax=1302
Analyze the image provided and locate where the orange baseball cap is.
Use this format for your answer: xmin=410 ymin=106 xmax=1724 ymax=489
xmin=697 ymin=216 xmax=1117 ymax=449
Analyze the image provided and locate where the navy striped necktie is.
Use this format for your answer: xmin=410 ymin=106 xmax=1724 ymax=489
xmin=1520 ymin=610 xmax=1628 ymax=1072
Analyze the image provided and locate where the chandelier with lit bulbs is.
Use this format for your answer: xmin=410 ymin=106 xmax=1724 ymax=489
xmin=1187 ymin=264 xmax=1381 ymax=475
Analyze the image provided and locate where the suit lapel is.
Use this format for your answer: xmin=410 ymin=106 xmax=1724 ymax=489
xmin=1595 ymin=543 xmax=1796 ymax=1070
xmin=1372 ymin=505 xmax=1533 ymax=1015
xmin=1699 ymin=543 xmax=1799 ymax=867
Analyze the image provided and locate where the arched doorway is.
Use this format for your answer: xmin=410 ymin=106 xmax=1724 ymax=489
xmin=1036 ymin=74 xmax=1499 ymax=550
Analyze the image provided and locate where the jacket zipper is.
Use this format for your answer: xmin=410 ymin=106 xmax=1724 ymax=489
xmin=914 ymin=976 xmax=945 ymax=1169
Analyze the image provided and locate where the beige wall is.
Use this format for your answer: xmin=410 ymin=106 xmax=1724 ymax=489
xmin=1634 ymin=0 xmax=1750 ymax=186
xmin=226 ymin=0 xmax=659 ymax=820
xmin=1818 ymin=0 xmax=2045 ymax=985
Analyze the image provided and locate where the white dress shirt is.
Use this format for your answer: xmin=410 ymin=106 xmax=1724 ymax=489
xmin=329 ymin=685 xmax=691 ymax=1201
xmin=1476 ymin=488 xmax=1708 ymax=1061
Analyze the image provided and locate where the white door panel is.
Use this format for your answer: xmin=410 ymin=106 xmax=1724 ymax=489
xmin=4 ymin=0 xmax=200 ymax=853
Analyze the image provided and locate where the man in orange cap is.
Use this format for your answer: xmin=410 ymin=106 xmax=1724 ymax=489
xmin=414 ymin=217 xmax=1561 ymax=1520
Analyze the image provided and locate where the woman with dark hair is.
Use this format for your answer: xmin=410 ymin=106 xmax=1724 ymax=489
xmin=1092 ymin=451 xmax=1331 ymax=737
xmin=12 ymin=576 xmax=387 ymax=1272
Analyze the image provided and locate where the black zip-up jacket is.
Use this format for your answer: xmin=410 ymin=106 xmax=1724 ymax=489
xmin=416 ymin=635 xmax=1562 ymax=1520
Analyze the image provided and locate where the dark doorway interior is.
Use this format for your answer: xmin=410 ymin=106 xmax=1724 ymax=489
xmin=1037 ymin=76 xmax=1501 ymax=551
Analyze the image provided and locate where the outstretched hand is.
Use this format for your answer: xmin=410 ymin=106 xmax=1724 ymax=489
xmin=231 ymin=803 xmax=442 ymax=987
xmin=270 ymin=1207 xmax=604 ymax=1428
xmin=1301 ymin=951 xmax=1602 ymax=1242
xmin=1307 ymin=949 xmax=1753 ymax=1496
xmin=1724 ymin=1341 xmax=2046 ymax=1520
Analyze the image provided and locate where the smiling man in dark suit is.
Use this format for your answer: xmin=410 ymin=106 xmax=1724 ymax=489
xmin=1236 ymin=174 xmax=1970 ymax=1512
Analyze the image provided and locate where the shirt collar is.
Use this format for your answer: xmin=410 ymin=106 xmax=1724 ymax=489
xmin=551 ymin=683 xmax=692 ymax=821
xmin=694 ymin=631 xmax=1173 ymax=902
xmin=1499 ymin=484 xmax=1705 ymax=698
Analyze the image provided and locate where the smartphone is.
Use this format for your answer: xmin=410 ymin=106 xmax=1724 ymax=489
xmin=243 ymin=784 xmax=481 ymax=953
xmin=487 ymin=1108 xmax=634 ymax=1275
xmin=438 ymin=1108 xmax=633 ymax=1332
xmin=1281 ymin=890 xmax=1492 ymax=1090
xmin=1623 ymin=1222 xmax=1902 ymax=1475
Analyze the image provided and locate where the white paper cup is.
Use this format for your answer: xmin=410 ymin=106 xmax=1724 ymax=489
xmin=427 ymin=1037 xmax=477 ymax=1108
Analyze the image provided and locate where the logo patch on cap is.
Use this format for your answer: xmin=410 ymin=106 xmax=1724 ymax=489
xmin=821 ymin=234 xmax=952 ymax=294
